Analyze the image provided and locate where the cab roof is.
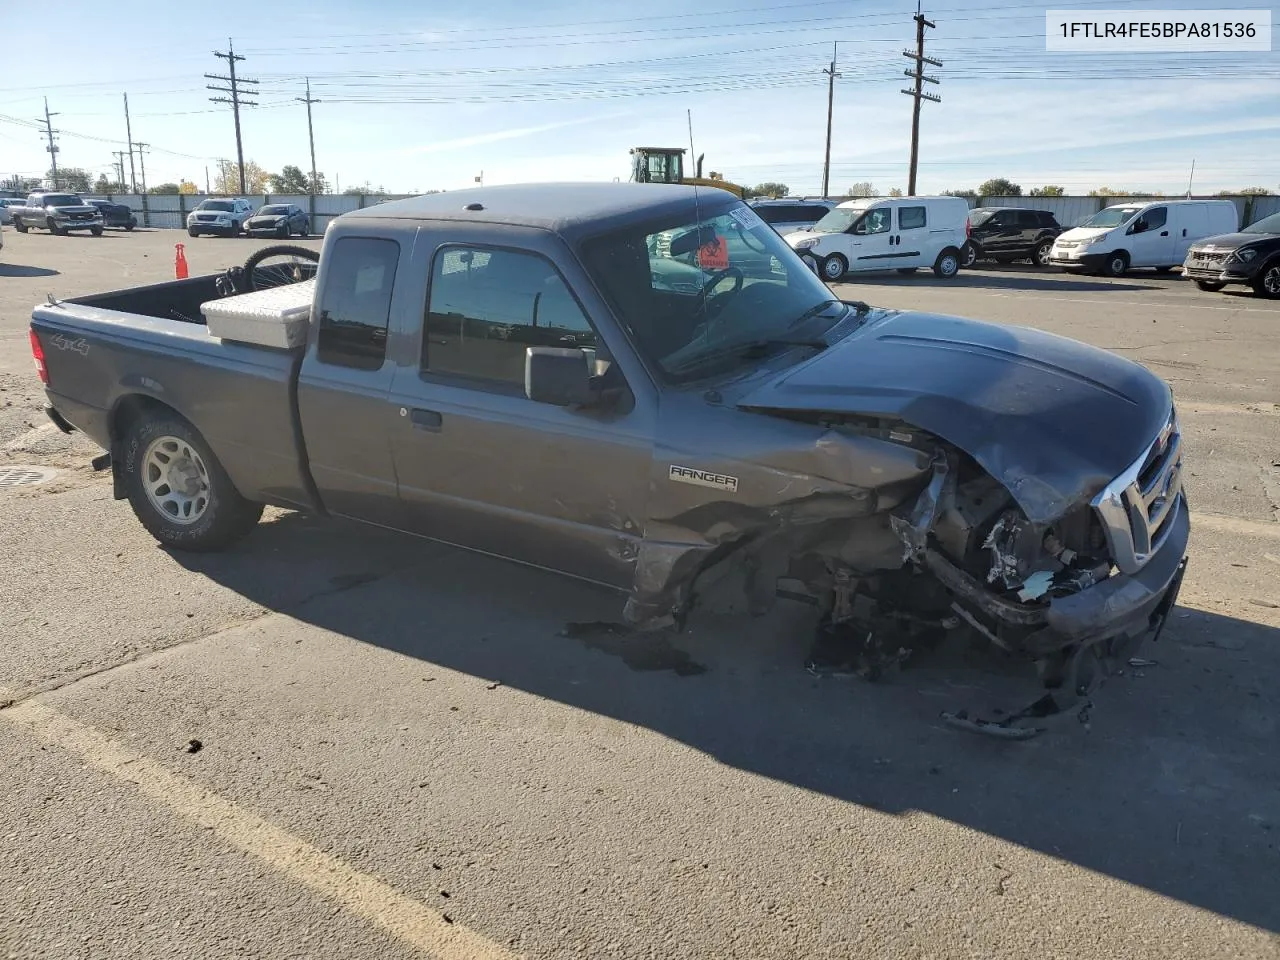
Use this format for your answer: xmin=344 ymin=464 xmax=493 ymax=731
xmin=342 ymin=182 xmax=736 ymax=236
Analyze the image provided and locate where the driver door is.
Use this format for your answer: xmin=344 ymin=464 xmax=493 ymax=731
xmin=1126 ymin=206 xmax=1173 ymax=266
xmin=846 ymin=207 xmax=893 ymax=272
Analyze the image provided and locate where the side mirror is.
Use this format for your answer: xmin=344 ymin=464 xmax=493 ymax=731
xmin=525 ymin=347 xmax=596 ymax=407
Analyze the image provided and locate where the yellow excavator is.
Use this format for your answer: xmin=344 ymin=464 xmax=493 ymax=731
xmin=629 ymin=147 xmax=747 ymax=199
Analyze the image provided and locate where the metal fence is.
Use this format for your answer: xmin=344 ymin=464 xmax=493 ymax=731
xmin=81 ymin=192 xmax=414 ymax=232
xmin=84 ymin=190 xmax=1280 ymax=233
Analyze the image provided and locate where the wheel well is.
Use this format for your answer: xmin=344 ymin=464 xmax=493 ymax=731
xmin=110 ymin=394 xmax=184 ymax=442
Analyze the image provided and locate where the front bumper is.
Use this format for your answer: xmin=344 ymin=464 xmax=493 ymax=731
xmin=1182 ymin=261 xmax=1254 ymax=284
xmin=189 ymin=220 xmax=236 ymax=233
xmin=925 ymin=492 xmax=1190 ymax=656
xmin=1048 ymin=249 xmax=1106 ymax=270
xmin=54 ymin=218 xmax=103 ymax=231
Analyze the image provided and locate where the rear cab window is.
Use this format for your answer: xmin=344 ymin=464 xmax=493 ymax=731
xmin=315 ymin=236 xmax=400 ymax=370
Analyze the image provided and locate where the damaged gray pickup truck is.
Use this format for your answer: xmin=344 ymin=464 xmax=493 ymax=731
xmin=30 ymin=183 xmax=1188 ymax=737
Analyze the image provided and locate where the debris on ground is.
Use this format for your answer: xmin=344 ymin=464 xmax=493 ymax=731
xmin=1128 ymin=657 xmax=1159 ymax=668
xmin=183 ymin=739 xmax=203 ymax=754
xmin=485 ymin=681 xmax=502 ymax=690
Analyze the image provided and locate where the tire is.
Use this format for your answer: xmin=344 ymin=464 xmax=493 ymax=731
xmin=896 ymin=267 xmax=919 ymax=274
xmin=1031 ymin=240 xmax=1053 ymax=267
xmin=13 ymin=219 xmax=27 ymax=233
xmin=188 ymin=226 xmax=199 ymax=237
xmin=242 ymin=244 xmax=322 ymax=291
xmin=276 ymin=223 xmax=289 ymax=239
xmin=1195 ymin=280 xmax=1226 ymax=292
xmin=820 ymin=253 xmax=848 ymax=281
xmin=933 ymin=247 xmax=960 ymax=279
xmin=1102 ymin=251 xmax=1129 ymax=277
xmin=121 ymin=413 xmax=263 ymax=552
xmin=126 ymin=219 xmax=136 ymax=231
xmin=960 ymin=243 xmax=978 ymax=269
xmin=1253 ymin=261 xmax=1280 ymax=299
xmin=91 ymin=226 xmax=103 ymax=236
xmin=47 ymin=218 xmax=64 ymax=236
xmin=299 ymin=220 xmax=309 ymax=237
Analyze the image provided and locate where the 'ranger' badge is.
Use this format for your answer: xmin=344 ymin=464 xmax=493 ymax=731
xmin=669 ymin=465 xmax=739 ymax=493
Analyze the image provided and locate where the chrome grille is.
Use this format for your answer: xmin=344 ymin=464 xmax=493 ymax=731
xmin=1091 ymin=406 xmax=1183 ymax=575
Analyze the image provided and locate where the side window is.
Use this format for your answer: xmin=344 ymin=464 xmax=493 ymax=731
xmin=424 ymin=246 xmax=597 ymax=388
xmin=898 ymin=206 xmax=927 ymax=230
xmin=1143 ymin=207 xmax=1167 ymax=231
xmin=1016 ymin=210 xmax=1039 ymax=229
xmin=856 ymin=209 xmax=891 ymax=235
xmin=315 ymin=237 xmax=400 ymax=371
xmin=1038 ymin=212 xmax=1058 ymax=228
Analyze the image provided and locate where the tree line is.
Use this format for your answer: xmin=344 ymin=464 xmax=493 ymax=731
xmin=746 ymin=178 xmax=1275 ymax=200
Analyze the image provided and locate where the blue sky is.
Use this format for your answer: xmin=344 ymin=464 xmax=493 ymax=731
xmin=1 ymin=0 xmax=1277 ymax=195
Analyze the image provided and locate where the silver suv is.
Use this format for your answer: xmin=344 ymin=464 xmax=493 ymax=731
xmin=186 ymin=198 xmax=255 ymax=237
xmin=9 ymin=192 xmax=105 ymax=235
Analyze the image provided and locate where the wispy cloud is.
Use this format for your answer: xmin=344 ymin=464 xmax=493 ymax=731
xmin=391 ymin=113 xmax=625 ymax=157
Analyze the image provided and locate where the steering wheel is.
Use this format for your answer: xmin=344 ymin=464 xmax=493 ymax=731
xmin=696 ymin=267 xmax=744 ymax=318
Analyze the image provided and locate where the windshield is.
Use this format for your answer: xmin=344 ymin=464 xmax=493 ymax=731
xmin=809 ymin=205 xmax=867 ymax=234
xmin=44 ymin=195 xmax=83 ymax=207
xmin=259 ymin=205 xmax=289 ymax=215
xmin=1080 ymin=206 xmax=1141 ymax=229
xmin=968 ymin=209 xmax=996 ymax=226
xmin=580 ymin=201 xmax=848 ymax=383
xmin=1243 ymin=212 xmax=1280 ymax=235
xmin=198 ymin=200 xmax=235 ymax=212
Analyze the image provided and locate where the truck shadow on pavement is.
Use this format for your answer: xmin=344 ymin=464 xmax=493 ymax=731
xmin=863 ymin=272 xmax=1166 ymax=294
xmin=174 ymin=511 xmax=1280 ymax=934
xmin=0 ymin=264 xmax=59 ymax=278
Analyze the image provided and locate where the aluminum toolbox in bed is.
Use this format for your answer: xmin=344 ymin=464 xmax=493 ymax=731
xmin=200 ymin=279 xmax=315 ymax=349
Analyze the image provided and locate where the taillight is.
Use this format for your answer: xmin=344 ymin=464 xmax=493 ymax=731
xmin=965 ymin=217 xmax=972 ymax=239
xmin=29 ymin=328 xmax=48 ymax=385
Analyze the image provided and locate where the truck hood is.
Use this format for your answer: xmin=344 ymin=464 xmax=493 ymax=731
xmin=1190 ymin=231 xmax=1276 ymax=252
xmin=737 ymin=309 xmax=1172 ymax=522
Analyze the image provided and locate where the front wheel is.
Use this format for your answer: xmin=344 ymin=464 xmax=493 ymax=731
xmin=1195 ymin=280 xmax=1226 ymax=292
xmin=90 ymin=226 xmax=103 ymax=236
xmin=1253 ymin=262 xmax=1280 ymax=299
xmin=1032 ymin=240 xmax=1053 ymax=267
xmin=47 ymin=218 xmax=64 ymax=236
xmin=960 ymin=243 xmax=978 ymax=269
xmin=188 ymin=226 xmax=199 ymax=237
xmin=820 ymin=253 xmax=848 ymax=282
xmin=1103 ymin=252 xmax=1129 ymax=277
xmin=13 ymin=219 xmax=27 ymax=233
xmin=121 ymin=414 xmax=263 ymax=551
xmin=933 ymin=247 xmax=960 ymax=279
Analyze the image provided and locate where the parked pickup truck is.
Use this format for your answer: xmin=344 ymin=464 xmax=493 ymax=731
xmin=10 ymin=191 xmax=105 ymax=235
xmin=30 ymin=183 xmax=1189 ymax=735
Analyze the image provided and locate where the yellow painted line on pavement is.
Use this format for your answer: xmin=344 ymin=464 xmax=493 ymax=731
xmin=1 ymin=696 xmax=521 ymax=960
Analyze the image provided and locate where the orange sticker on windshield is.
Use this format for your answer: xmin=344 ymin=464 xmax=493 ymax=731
xmin=698 ymin=234 xmax=729 ymax=270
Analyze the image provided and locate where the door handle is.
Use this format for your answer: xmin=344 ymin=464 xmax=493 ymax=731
xmin=410 ymin=408 xmax=443 ymax=431
xmin=1160 ymin=230 xmax=1170 ymax=237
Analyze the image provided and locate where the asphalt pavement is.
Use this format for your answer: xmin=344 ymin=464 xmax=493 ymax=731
xmin=1 ymin=227 xmax=1278 ymax=959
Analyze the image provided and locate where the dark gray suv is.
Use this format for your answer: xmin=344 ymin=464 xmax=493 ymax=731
xmin=963 ymin=207 xmax=1062 ymax=268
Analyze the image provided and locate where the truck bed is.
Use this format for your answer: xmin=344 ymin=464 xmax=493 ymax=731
xmin=32 ymin=275 xmax=317 ymax=511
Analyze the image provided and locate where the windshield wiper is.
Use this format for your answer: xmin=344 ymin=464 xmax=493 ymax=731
xmin=668 ymin=337 xmax=829 ymax=375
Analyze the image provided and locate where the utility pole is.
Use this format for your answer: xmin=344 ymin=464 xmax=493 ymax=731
xmin=133 ymin=143 xmax=149 ymax=195
xmin=297 ymin=77 xmax=321 ymax=194
xmin=901 ymin=4 xmax=941 ymax=197
xmin=123 ymin=93 xmax=137 ymax=193
xmin=113 ymin=150 xmax=128 ymax=191
xmin=39 ymin=98 xmax=60 ymax=188
xmin=1186 ymin=159 xmax=1196 ymax=197
xmin=206 ymin=39 xmax=258 ymax=195
xmin=821 ymin=42 xmax=841 ymax=200
xmin=205 ymin=166 xmax=211 ymax=194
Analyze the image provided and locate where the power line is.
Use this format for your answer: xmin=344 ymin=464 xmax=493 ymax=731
xmin=902 ymin=6 xmax=941 ymax=196
xmin=206 ymin=38 xmax=258 ymax=195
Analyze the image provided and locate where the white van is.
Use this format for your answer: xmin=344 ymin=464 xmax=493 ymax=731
xmin=787 ymin=196 xmax=970 ymax=281
xmin=1048 ymin=199 xmax=1238 ymax=277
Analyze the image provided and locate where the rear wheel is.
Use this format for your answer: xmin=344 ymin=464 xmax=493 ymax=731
xmin=960 ymin=243 xmax=978 ymax=269
xmin=1253 ymin=262 xmax=1280 ymax=299
xmin=1194 ymin=280 xmax=1226 ymax=292
xmin=121 ymin=413 xmax=262 ymax=551
xmin=933 ymin=247 xmax=960 ymax=279
xmin=820 ymin=254 xmax=848 ymax=282
xmin=126 ymin=219 xmax=136 ymax=231
xmin=1102 ymin=251 xmax=1129 ymax=277
xmin=1032 ymin=239 xmax=1053 ymax=267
